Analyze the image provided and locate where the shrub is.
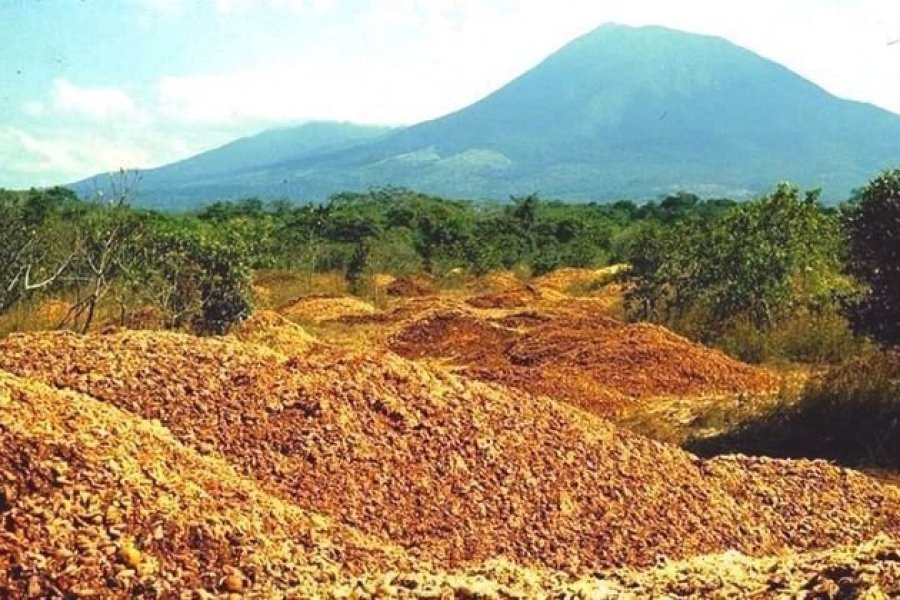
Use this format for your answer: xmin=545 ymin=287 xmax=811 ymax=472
xmin=140 ymin=223 xmax=253 ymax=335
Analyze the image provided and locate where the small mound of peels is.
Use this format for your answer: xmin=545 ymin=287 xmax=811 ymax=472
xmin=1 ymin=330 xmax=897 ymax=579
xmin=279 ymin=295 xmax=376 ymax=324
xmin=231 ymin=309 xmax=321 ymax=356
xmin=386 ymin=275 xmax=438 ymax=297
xmin=388 ymin=308 xmax=775 ymax=416
xmin=470 ymin=270 xmax=524 ymax=293
xmin=465 ymin=286 xmax=566 ymax=309
xmin=531 ymin=267 xmax=613 ymax=293
xmin=506 ymin=318 xmax=776 ymax=401
xmin=387 ymin=309 xmax=515 ymax=361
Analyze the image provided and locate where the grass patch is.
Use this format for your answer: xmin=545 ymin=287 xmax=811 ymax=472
xmin=252 ymin=270 xmax=348 ymax=308
xmin=687 ymin=350 xmax=900 ymax=469
xmin=717 ymin=310 xmax=868 ymax=365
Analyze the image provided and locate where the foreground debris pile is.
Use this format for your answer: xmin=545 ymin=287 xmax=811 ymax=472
xmin=340 ymin=535 xmax=900 ymax=599
xmin=3 ymin=369 xmax=897 ymax=598
xmin=388 ymin=307 xmax=775 ymax=416
xmin=1 ymin=323 xmax=899 ymax=597
xmin=0 ymin=371 xmax=411 ymax=598
xmin=2 ymin=331 xmax=896 ymax=576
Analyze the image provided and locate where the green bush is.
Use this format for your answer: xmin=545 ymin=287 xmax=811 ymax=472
xmin=140 ymin=222 xmax=253 ymax=335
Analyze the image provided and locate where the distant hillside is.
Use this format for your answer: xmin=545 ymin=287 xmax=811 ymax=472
xmin=73 ymin=25 xmax=900 ymax=208
xmin=74 ymin=121 xmax=393 ymax=210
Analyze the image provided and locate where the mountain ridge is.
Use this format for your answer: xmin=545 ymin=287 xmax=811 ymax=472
xmin=72 ymin=24 xmax=900 ymax=208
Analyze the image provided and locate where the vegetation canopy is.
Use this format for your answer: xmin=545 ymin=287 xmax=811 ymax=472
xmin=1 ymin=166 xmax=897 ymax=367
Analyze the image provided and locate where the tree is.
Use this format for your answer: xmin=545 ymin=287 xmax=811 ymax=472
xmin=116 ymin=219 xmax=253 ymax=335
xmin=0 ymin=189 xmax=75 ymax=314
xmin=844 ymin=168 xmax=900 ymax=345
xmin=509 ymin=194 xmax=540 ymax=256
xmin=627 ymin=183 xmax=844 ymax=337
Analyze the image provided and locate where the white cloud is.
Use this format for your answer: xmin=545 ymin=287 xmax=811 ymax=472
xmin=19 ymin=125 xmax=145 ymax=173
xmin=0 ymin=126 xmax=143 ymax=188
xmin=0 ymin=127 xmax=86 ymax=179
xmin=154 ymin=58 xmax=463 ymax=125
xmin=53 ymin=79 xmax=141 ymax=120
xmin=0 ymin=124 xmax=212 ymax=189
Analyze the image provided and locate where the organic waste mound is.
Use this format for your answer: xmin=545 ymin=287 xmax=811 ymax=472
xmin=389 ymin=309 xmax=775 ymax=416
xmin=1 ymin=331 xmax=897 ymax=576
xmin=4 ymin=368 xmax=897 ymax=598
xmin=470 ymin=270 xmax=523 ymax=293
xmin=531 ymin=267 xmax=611 ymax=293
xmin=465 ymin=286 xmax=540 ymax=309
xmin=279 ymin=294 xmax=376 ymax=323
xmin=386 ymin=274 xmax=438 ymax=297
xmin=0 ymin=370 xmax=410 ymax=599
xmin=231 ymin=309 xmax=321 ymax=356
xmin=386 ymin=309 xmax=514 ymax=362
xmin=507 ymin=318 xmax=776 ymax=399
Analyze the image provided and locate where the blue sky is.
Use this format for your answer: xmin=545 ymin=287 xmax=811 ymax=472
xmin=1 ymin=0 xmax=898 ymax=188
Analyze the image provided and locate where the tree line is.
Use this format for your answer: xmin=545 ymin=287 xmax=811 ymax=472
xmin=1 ymin=169 xmax=898 ymax=358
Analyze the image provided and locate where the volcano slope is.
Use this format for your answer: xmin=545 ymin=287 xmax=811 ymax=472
xmin=387 ymin=307 xmax=775 ymax=417
xmin=1 ymin=330 xmax=897 ymax=581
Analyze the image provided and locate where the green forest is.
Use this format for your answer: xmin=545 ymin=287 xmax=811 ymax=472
xmin=2 ymin=168 xmax=898 ymax=365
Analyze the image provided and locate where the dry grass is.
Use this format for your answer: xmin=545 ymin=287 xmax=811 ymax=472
xmin=617 ymin=364 xmax=814 ymax=446
xmin=688 ymin=351 xmax=900 ymax=470
xmin=252 ymin=270 xmax=348 ymax=309
xmin=0 ymin=294 xmax=136 ymax=336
